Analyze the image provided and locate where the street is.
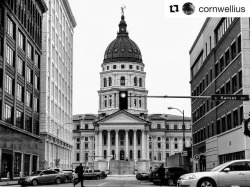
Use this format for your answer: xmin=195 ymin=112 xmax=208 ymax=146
xmin=22 ymin=176 xmax=175 ymax=187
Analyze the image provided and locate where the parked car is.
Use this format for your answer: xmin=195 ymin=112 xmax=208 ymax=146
xmin=83 ymin=169 xmax=102 ymax=180
xmin=178 ymin=159 xmax=250 ymax=187
xmin=18 ymin=169 xmax=66 ymax=186
xmin=136 ymin=172 xmax=150 ymax=180
xmin=149 ymin=168 xmax=158 ymax=182
xmin=153 ymin=166 xmax=188 ymax=186
xmin=49 ymin=167 xmax=73 ymax=183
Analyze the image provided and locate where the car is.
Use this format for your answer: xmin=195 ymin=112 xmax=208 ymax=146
xmin=149 ymin=168 xmax=158 ymax=182
xmin=177 ymin=159 xmax=250 ymax=187
xmin=18 ymin=169 xmax=67 ymax=186
xmin=136 ymin=172 xmax=150 ymax=180
xmin=49 ymin=167 xmax=74 ymax=183
xmin=153 ymin=166 xmax=188 ymax=186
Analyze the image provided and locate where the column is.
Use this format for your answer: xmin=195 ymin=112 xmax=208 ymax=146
xmin=133 ymin=130 xmax=137 ymax=160
xmin=115 ymin=130 xmax=119 ymax=160
xmin=142 ymin=130 xmax=145 ymax=159
xmin=162 ymin=135 xmax=165 ymax=162
xmin=107 ymin=130 xmax=111 ymax=160
xmin=146 ymin=131 xmax=149 ymax=160
xmin=95 ymin=133 xmax=98 ymax=161
xmin=99 ymin=131 xmax=103 ymax=160
xmin=125 ymin=130 xmax=129 ymax=159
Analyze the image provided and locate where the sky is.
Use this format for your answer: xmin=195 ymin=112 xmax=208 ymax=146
xmin=69 ymin=0 xmax=206 ymax=117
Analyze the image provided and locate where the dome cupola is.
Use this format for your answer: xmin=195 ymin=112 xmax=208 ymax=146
xmin=103 ymin=12 xmax=142 ymax=63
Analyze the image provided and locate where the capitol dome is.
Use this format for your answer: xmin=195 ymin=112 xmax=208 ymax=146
xmin=103 ymin=15 xmax=142 ymax=63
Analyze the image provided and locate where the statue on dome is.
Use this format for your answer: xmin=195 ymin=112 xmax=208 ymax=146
xmin=121 ymin=5 xmax=126 ymax=16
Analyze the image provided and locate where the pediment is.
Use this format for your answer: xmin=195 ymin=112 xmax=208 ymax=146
xmin=98 ymin=111 xmax=146 ymax=124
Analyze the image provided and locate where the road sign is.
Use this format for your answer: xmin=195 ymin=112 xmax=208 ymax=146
xmin=211 ymin=94 xmax=249 ymax=101
xmin=181 ymin=151 xmax=188 ymax=156
xmin=193 ymin=154 xmax=200 ymax=161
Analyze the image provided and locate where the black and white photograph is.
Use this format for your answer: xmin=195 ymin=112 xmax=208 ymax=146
xmin=0 ymin=0 xmax=250 ymax=186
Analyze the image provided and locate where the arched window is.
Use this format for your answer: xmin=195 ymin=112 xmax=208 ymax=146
xmin=109 ymin=77 xmax=112 ymax=86
xmin=138 ymin=150 xmax=141 ymax=159
xmin=139 ymin=78 xmax=142 ymax=87
xmin=134 ymin=77 xmax=137 ymax=86
xmin=120 ymin=76 xmax=125 ymax=86
xmin=130 ymin=150 xmax=133 ymax=160
xmin=104 ymin=78 xmax=107 ymax=87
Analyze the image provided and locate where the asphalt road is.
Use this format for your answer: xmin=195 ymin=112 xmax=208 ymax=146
xmin=22 ymin=176 xmax=175 ymax=187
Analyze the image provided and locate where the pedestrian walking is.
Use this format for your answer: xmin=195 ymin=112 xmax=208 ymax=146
xmin=74 ymin=163 xmax=84 ymax=187
xmin=158 ymin=163 xmax=165 ymax=187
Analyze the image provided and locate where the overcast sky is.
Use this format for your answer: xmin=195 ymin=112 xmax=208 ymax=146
xmin=69 ymin=0 xmax=206 ymax=117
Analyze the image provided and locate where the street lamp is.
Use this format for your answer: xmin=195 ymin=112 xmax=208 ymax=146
xmin=55 ymin=123 xmax=72 ymax=167
xmin=167 ymin=107 xmax=186 ymax=152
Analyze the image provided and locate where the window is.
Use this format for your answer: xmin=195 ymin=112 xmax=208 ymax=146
xmin=215 ymin=62 xmax=219 ymax=77
xmin=4 ymin=104 xmax=13 ymax=123
xmin=138 ymin=135 xmax=140 ymax=145
xmin=16 ymin=110 xmax=23 ymax=129
xmin=108 ymin=77 xmax=112 ymax=86
xmin=85 ymin=137 xmax=88 ymax=141
xmin=18 ymin=30 xmax=25 ymax=50
xmin=76 ymin=143 xmax=80 ymax=149
xmin=121 ymin=64 xmax=125 ymax=69
xmin=85 ymin=124 xmax=88 ymax=129
xmin=166 ymin=124 xmax=169 ymax=130
xmin=233 ymin=110 xmax=238 ymax=127
xmin=34 ymin=97 xmax=38 ymax=112
xmin=216 ymin=119 xmax=221 ymax=134
xmin=222 ymin=117 xmax=226 ymax=132
xmin=225 ymin=49 xmax=230 ymax=66
xmin=231 ymin=42 xmax=236 ymax=59
xmin=158 ymin=143 xmax=161 ymax=149
xmin=17 ymin=84 xmax=23 ymax=102
xmin=33 ymin=120 xmax=39 ymax=135
xmin=76 ymin=153 xmax=80 ymax=161
xmin=210 ymin=68 xmax=213 ymax=82
xmin=158 ymin=153 xmax=161 ymax=161
xmin=85 ymin=143 xmax=88 ymax=149
xmin=232 ymin=75 xmax=237 ymax=93
xmin=17 ymin=57 xmax=24 ymax=75
xmin=239 ymin=70 xmax=242 ymax=89
xmin=27 ymin=42 xmax=33 ymax=60
xmin=112 ymin=136 xmax=115 ymax=145
xmin=120 ymin=76 xmax=125 ymax=86
xmin=27 ymin=67 xmax=32 ymax=83
xmin=138 ymin=150 xmax=141 ymax=159
xmin=34 ymin=75 xmax=39 ymax=90
xmin=157 ymin=124 xmax=161 ymax=129
xmin=6 ymin=44 xmax=14 ymax=66
xmin=220 ymin=56 xmax=224 ymax=72
xmin=120 ymin=136 xmax=124 ymax=146
xmin=25 ymin=115 xmax=32 ymax=133
xmin=136 ymin=66 xmax=139 ymax=70
xmin=227 ymin=113 xmax=232 ymax=130
xmin=166 ymin=142 xmax=169 ymax=149
xmin=104 ymin=150 xmax=107 ymax=159
xmin=174 ymin=125 xmax=178 ymax=130
xmin=26 ymin=91 xmax=32 ymax=107
xmin=5 ymin=74 xmax=13 ymax=95
xmin=134 ymin=77 xmax=137 ymax=86
xmin=7 ymin=17 xmax=14 ymax=38
xmin=129 ymin=65 xmax=133 ymax=69
xmin=139 ymin=78 xmax=142 ymax=87
xmin=226 ymin=81 xmax=231 ymax=94
xmin=238 ymin=35 xmax=241 ymax=53
xmin=113 ymin=65 xmax=116 ymax=69
xmin=34 ymin=53 xmax=40 ymax=67
xmin=103 ymin=78 xmax=107 ymax=87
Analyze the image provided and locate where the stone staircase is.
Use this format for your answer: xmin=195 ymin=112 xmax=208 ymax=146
xmin=110 ymin=160 xmax=135 ymax=175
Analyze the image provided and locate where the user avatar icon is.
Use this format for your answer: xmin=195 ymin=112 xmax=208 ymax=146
xmin=182 ymin=2 xmax=195 ymax=15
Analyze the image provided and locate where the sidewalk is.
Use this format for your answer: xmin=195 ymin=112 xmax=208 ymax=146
xmin=0 ymin=179 xmax=21 ymax=186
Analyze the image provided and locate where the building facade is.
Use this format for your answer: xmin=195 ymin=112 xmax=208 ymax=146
xmin=190 ymin=18 xmax=250 ymax=171
xmin=39 ymin=0 xmax=76 ymax=169
xmin=72 ymin=13 xmax=192 ymax=174
xmin=0 ymin=0 xmax=47 ymax=179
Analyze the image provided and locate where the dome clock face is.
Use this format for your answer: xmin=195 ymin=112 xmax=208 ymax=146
xmin=120 ymin=92 xmax=126 ymax=98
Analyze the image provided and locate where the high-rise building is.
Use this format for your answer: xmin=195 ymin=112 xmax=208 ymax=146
xmin=39 ymin=0 xmax=76 ymax=169
xmin=72 ymin=13 xmax=192 ymax=174
xmin=0 ymin=0 xmax=47 ymax=179
xmin=190 ymin=17 xmax=250 ymax=171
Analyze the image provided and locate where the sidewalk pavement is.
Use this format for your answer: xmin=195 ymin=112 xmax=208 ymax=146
xmin=0 ymin=179 xmax=21 ymax=186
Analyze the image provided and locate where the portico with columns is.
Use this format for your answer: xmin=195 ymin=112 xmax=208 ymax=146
xmin=93 ymin=110 xmax=151 ymax=173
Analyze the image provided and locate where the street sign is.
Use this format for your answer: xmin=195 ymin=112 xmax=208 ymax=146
xmin=211 ymin=94 xmax=249 ymax=101
xmin=181 ymin=151 xmax=188 ymax=156
xmin=193 ymin=154 xmax=200 ymax=161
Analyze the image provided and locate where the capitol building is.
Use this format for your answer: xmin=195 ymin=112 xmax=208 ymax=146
xmin=72 ymin=13 xmax=192 ymax=174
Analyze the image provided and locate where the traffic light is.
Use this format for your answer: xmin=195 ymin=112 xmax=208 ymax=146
xmin=243 ymin=118 xmax=250 ymax=137
xmin=119 ymin=91 xmax=128 ymax=110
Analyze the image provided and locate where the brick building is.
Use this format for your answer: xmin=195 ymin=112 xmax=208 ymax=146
xmin=190 ymin=18 xmax=250 ymax=171
xmin=39 ymin=0 xmax=76 ymax=169
xmin=0 ymin=0 xmax=47 ymax=179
